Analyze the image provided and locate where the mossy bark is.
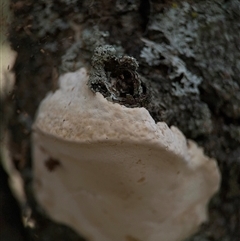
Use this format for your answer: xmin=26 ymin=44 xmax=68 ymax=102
xmin=3 ymin=0 xmax=240 ymax=240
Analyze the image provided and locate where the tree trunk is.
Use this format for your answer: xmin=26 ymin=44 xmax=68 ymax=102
xmin=3 ymin=0 xmax=240 ymax=240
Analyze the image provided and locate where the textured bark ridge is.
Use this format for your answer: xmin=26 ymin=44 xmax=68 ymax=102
xmin=4 ymin=0 xmax=240 ymax=240
xmin=88 ymin=45 xmax=148 ymax=107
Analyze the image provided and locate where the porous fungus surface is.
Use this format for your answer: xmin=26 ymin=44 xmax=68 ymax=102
xmin=33 ymin=68 xmax=220 ymax=241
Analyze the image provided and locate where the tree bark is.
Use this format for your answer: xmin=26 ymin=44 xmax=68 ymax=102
xmin=3 ymin=0 xmax=240 ymax=240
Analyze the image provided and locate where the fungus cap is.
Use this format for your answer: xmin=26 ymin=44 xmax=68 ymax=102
xmin=32 ymin=68 xmax=220 ymax=241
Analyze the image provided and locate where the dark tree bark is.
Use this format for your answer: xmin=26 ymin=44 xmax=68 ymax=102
xmin=2 ymin=0 xmax=240 ymax=240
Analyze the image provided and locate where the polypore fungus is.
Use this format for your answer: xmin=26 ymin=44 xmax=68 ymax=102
xmin=32 ymin=62 xmax=220 ymax=241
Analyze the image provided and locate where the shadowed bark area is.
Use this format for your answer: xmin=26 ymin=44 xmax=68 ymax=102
xmin=0 ymin=162 xmax=26 ymax=241
xmin=3 ymin=0 xmax=240 ymax=240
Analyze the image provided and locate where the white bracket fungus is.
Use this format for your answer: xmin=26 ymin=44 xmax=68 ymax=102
xmin=32 ymin=67 xmax=220 ymax=241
